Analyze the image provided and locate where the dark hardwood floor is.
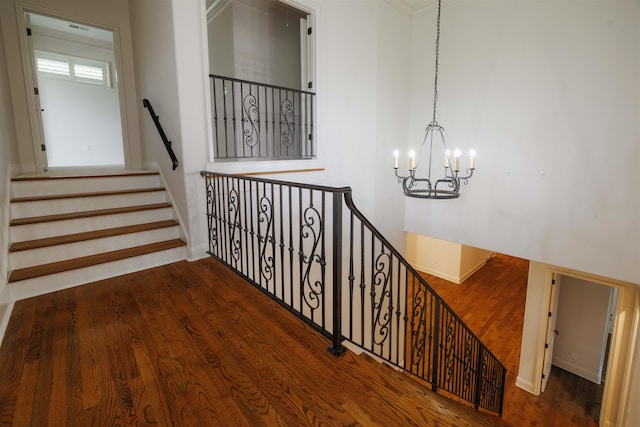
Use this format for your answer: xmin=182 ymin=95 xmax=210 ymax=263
xmin=0 ymin=257 xmax=506 ymax=426
xmin=0 ymin=253 xmax=603 ymax=426
xmin=419 ymin=253 xmax=603 ymax=426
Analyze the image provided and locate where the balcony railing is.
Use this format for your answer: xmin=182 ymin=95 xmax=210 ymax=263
xmin=209 ymin=75 xmax=315 ymax=161
xmin=201 ymin=171 xmax=506 ymax=416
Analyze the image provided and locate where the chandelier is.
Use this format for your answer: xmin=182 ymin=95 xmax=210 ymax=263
xmin=394 ymin=0 xmax=475 ymax=199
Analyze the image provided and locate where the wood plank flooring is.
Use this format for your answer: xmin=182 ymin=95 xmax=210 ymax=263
xmin=0 ymin=257 xmax=505 ymax=426
xmin=418 ymin=253 xmax=603 ymax=426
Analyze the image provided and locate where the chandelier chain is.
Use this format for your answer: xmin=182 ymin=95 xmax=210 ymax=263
xmin=432 ymin=0 xmax=442 ymax=123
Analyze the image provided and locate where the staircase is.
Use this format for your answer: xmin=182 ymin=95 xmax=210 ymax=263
xmin=7 ymin=171 xmax=187 ymax=300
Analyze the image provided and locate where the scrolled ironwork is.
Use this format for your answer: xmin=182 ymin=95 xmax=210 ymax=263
xmin=258 ymin=192 xmax=275 ymax=282
xmin=411 ymin=287 xmax=428 ymax=367
xmin=280 ymin=98 xmax=294 ymax=148
xmin=372 ymin=251 xmax=392 ymax=346
xmin=462 ymin=338 xmax=474 ymax=393
xmin=443 ymin=316 xmax=457 ymax=385
xmin=242 ymin=92 xmax=260 ymax=148
xmin=205 ymin=179 xmax=218 ymax=253
xmin=228 ymin=186 xmax=241 ymax=263
xmin=300 ymin=204 xmax=324 ymax=310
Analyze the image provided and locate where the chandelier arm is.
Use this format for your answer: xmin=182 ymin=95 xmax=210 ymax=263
xmin=414 ymin=126 xmax=433 ymax=172
xmin=456 ymin=169 xmax=475 ymax=182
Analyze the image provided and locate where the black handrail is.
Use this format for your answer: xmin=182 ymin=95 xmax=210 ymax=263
xmin=143 ymin=98 xmax=179 ymax=170
xmin=200 ymin=170 xmax=506 ymax=416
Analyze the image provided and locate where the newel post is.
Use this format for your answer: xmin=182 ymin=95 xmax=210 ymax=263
xmin=328 ymin=191 xmax=346 ymax=356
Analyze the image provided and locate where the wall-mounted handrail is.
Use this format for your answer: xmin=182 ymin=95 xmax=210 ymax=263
xmin=201 ymin=170 xmax=506 ymax=416
xmin=143 ymin=98 xmax=179 ymax=170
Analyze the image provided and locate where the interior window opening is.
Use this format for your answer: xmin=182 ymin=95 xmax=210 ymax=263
xmin=205 ymin=0 xmax=316 ymax=162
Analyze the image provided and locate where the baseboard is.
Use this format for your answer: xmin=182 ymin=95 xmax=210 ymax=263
xmin=516 ymin=375 xmax=538 ymax=395
xmin=459 ymin=258 xmax=487 ymax=283
xmin=188 ymin=243 xmax=210 ymax=262
xmin=551 ymin=358 xmax=601 ymax=384
xmin=412 ymin=263 xmax=461 ymax=284
xmin=0 ymin=287 xmax=14 ymax=347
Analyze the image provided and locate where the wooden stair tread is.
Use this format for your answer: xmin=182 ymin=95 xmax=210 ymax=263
xmin=9 ymin=220 xmax=180 ymax=252
xmin=8 ymin=239 xmax=186 ymax=282
xmin=10 ymin=203 xmax=173 ymax=226
xmin=11 ymin=171 xmax=159 ymax=181
xmin=11 ymin=187 xmax=166 ymax=203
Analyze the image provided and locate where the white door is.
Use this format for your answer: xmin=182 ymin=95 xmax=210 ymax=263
xmin=541 ymin=273 xmax=560 ymax=392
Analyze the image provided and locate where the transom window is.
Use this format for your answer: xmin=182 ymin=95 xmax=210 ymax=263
xmin=35 ymin=50 xmax=111 ymax=87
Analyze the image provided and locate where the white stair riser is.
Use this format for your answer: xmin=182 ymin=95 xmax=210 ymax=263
xmin=11 ymin=175 xmax=161 ymax=198
xmin=10 ymin=208 xmax=175 ymax=242
xmin=8 ymin=246 xmax=188 ymax=301
xmin=9 ymin=227 xmax=182 ymax=269
xmin=11 ymin=191 xmax=168 ymax=218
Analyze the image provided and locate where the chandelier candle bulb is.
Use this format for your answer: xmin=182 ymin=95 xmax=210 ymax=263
xmin=409 ymin=150 xmax=416 ymax=170
xmin=469 ymin=149 xmax=476 ymax=169
xmin=445 ymin=149 xmax=451 ymax=168
xmin=393 ymin=150 xmax=399 ymax=169
xmin=453 ymin=149 xmax=461 ymax=172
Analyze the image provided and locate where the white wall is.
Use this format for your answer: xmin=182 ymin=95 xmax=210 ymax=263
xmin=130 ymin=0 xmax=213 ymax=259
xmin=552 ymin=276 xmax=611 ymax=383
xmin=0 ymin=22 xmax=19 ymax=342
xmin=404 ymin=1 xmax=640 ymax=285
xmin=229 ymin=1 xmax=303 ymax=89
xmin=208 ymin=4 xmax=235 ymax=77
xmin=311 ymin=0 xmax=410 ymax=249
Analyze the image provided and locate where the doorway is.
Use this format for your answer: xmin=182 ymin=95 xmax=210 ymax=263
xmin=27 ymin=13 xmax=125 ymax=169
xmin=540 ymin=273 xmax=617 ymax=423
xmin=552 ymin=275 xmax=616 ymax=384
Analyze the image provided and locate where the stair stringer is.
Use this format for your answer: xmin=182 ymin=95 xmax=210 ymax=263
xmin=152 ymin=163 xmax=191 ymax=251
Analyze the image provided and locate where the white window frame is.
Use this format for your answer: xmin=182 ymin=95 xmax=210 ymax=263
xmin=35 ymin=50 xmax=112 ymax=88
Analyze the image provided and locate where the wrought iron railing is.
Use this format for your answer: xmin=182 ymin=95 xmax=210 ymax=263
xmin=209 ymin=75 xmax=315 ymax=161
xmin=201 ymin=171 xmax=506 ymax=416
